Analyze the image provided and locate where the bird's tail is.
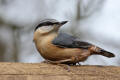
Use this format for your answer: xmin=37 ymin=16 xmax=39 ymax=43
xmin=90 ymin=46 xmax=115 ymax=58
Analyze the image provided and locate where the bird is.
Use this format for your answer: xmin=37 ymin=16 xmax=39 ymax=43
xmin=33 ymin=19 xmax=115 ymax=65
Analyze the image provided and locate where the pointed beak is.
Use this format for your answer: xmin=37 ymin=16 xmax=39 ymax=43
xmin=54 ymin=21 xmax=68 ymax=31
xmin=60 ymin=21 xmax=68 ymax=26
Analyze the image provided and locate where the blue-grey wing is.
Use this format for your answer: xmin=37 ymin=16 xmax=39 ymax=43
xmin=52 ymin=33 xmax=92 ymax=49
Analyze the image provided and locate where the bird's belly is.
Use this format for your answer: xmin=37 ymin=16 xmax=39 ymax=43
xmin=38 ymin=44 xmax=67 ymax=61
xmin=38 ymin=43 xmax=90 ymax=62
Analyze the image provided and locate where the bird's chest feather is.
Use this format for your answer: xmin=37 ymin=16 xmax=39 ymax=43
xmin=40 ymin=41 xmax=57 ymax=54
xmin=37 ymin=36 xmax=62 ymax=60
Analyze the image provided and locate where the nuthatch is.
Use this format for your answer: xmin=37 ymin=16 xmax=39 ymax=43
xmin=33 ymin=19 xmax=115 ymax=65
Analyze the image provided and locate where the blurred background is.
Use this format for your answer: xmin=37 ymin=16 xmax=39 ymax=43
xmin=0 ymin=0 xmax=120 ymax=66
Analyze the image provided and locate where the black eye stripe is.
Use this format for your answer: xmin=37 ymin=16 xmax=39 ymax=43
xmin=34 ymin=21 xmax=59 ymax=31
xmin=43 ymin=22 xmax=59 ymax=25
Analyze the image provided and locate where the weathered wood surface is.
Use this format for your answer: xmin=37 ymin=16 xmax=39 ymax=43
xmin=0 ymin=62 xmax=119 ymax=80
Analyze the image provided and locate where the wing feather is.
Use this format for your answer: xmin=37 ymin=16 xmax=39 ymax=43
xmin=52 ymin=33 xmax=92 ymax=49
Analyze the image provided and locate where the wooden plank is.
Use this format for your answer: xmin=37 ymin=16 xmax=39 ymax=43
xmin=0 ymin=62 xmax=119 ymax=80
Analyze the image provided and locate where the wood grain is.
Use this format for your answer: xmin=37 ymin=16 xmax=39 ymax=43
xmin=0 ymin=62 xmax=119 ymax=80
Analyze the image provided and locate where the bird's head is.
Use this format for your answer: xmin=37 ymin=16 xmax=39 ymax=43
xmin=34 ymin=19 xmax=68 ymax=35
xmin=33 ymin=19 xmax=68 ymax=42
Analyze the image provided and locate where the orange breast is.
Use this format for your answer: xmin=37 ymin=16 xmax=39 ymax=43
xmin=37 ymin=40 xmax=90 ymax=61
